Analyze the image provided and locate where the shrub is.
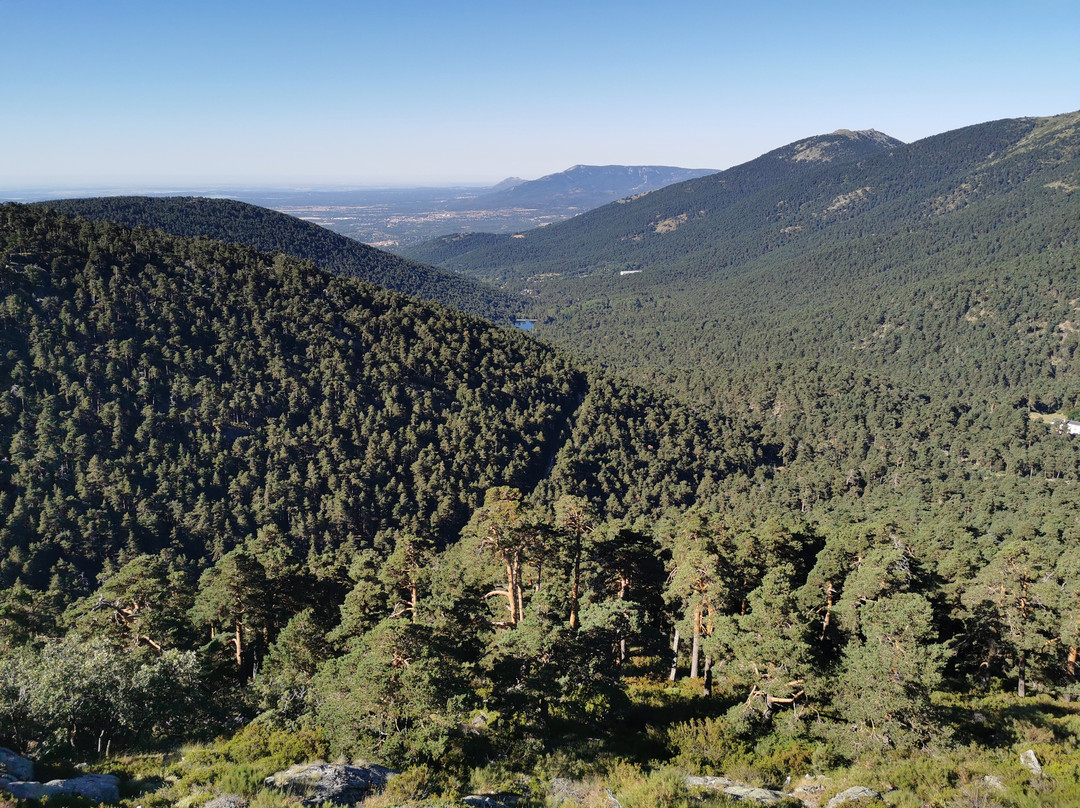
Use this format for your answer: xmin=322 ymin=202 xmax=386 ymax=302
xmin=667 ymin=716 xmax=750 ymax=774
xmin=223 ymin=722 xmax=328 ymax=770
xmin=170 ymin=724 xmax=329 ymax=800
xmin=612 ymin=765 xmax=691 ymax=808
xmin=750 ymin=737 xmax=815 ymax=787
xmin=369 ymin=764 xmax=450 ymax=805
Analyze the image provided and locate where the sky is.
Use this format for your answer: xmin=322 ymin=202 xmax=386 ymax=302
xmin=2 ymin=0 xmax=1078 ymax=189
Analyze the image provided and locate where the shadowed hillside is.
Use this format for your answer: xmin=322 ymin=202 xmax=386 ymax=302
xmin=0 ymin=203 xmax=751 ymax=588
xmin=39 ymin=196 xmax=519 ymax=322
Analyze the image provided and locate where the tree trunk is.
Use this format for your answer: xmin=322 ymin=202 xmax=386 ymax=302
xmin=669 ymin=628 xmax=680 ymax=681
xmin=233 ymin=620 xmax=243 ymax=668
xmin=617 ymin=576 xmax=629 ymax=664
xmin=505 ymin=560 xmax=518 ymax=625
xmin=689 ymin=607 xmax=701 ymax=679
xmin=702 ymin=656 xmax=713 ymax=696
xmin=1018 ymin=651 xmax=1027 ymax=698
xmin=514 ymin=556 xmax=525 ymax=625
xmin=569 ymin=540 xmax=581 ymax=630
xmin=1068 ymin=645 xmax=1078 ymax=677
xmin=982 ymin=639 xmax=997 ymax=687
xmin=820 ymin=581 xmax=834 ymax=641
xmin=689 ymin=632 xmax=700 ymax=679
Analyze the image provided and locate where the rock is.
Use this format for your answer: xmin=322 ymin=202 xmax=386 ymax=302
xmin=205 ymin=794 xmax=250 ymax=808
xmin=3 ymin=773 xmax=120 ymax=804
xmin=826 ymin=786 xmax=881 ymax=808
xmin=684 ymin=775 xmax=783 ymax=804
xmin=462 ymin=794 xmax=523 ymax=808
xmin=982 ymin=775 xmax=1005 ymax=791
xmin=789 ymin=775 xmax=831 ymax=806
xmin=1020 ymin=749 xmax=1042 ymax=776
xmin=722 ymin=784 xmax=785 ymax=803
xmin=0 ymin=748 xmax=32 ymax=781
xmin=264 ymin=762 xmax=399 ymax=806
xmin=550 ymin=777 xmax=619 ymax=808
xmin=685 ymin=774 xmax=736 ymax=790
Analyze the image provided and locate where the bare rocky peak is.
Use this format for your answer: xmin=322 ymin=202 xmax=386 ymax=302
xmin=832 ymin=128 xmax=898 ymax=144
xmin=784 ymin=129 xmax=902 ymax=162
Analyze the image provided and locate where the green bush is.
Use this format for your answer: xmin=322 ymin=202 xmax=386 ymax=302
xmin=608 ymin=763 xmax=692 ymax=808
xmin=37 ymin=795 xmax=95 ymax=808
xmin=749 ymin=737 xmax=815 ymax=787
xmin=215 ymin=763 xmax=276 ymax=798
xmin=468 ymin=761 xmax=533 ymax=797
xmin=372 ymin=764 xmax=445 ymax=805
xmin=170 ymin=723 xmax=329 ymax=800
xmin=667 ymin=717 xmax=750 ymax=774
xmin=222 ymin=722 xmax=328 ymax=770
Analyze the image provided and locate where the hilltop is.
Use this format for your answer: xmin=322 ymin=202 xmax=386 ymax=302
xmin=38 ymin=196 xmax=518 ymax=322
xmin=401 ymin=128 xmax=903 ymax=283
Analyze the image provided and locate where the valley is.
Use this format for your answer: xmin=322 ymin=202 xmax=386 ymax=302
xmin=5 ymin=165 xmax=719 ymax=251
xmin=260 ymin=165 xmax=719 ymax=248
xmin=3 ymin=110 xmax=1080 ymax=808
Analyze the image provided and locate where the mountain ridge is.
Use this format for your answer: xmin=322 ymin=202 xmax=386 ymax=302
xmin=522 ymin=114 xmax=1079 ymax=401
xmin=398 ymin=111 xmax=1080 ymax=411
xmin=10 ymin=115 xmax=1080 ymax=801
xmin=36 ymin=196 xmax=519 ymax=323
xmin=401 ymin=128 xmax=904 ymax=281
xmin=445 ymin=164 xmax=720 ymax=213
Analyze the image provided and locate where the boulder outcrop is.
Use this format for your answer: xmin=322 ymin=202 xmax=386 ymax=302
xmin=789 ymin=775 xmax=830 ymax=806
xmin=1020 ymin=749 xmax=1043 ymax=776
xmin=685 ymin=774 xmax=784 ymax=804
xmin=204 ymin=794 xmax=250 ymax=808
xmin=549 ymin=777 xmax=619 ymax=808
xmin=0 ymin=748 xmax=33 ymax=781
xmin=825 ymin=785 xmax=881 ymax=808
xmin=263 ymin=762 xmax=399 ymax=806
xmin=3 ymin=773 xmax=120 ymax=804
xmin=461 ymin=794 xmax=523 ymax=808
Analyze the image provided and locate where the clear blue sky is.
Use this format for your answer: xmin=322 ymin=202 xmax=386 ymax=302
xmin=2 ymin=0 xmax=1077 ymax=188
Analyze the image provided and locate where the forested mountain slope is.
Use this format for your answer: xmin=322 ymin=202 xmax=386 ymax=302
xmin=38 ymin=196 xmax=518 ymax=322
xmin=0 ymin=203 xmax=751 ymax=591
xmin=529 ymin=112 xmax=1080 ymax=402
xmin=406 ymin=113 xmax=1080 ymax=406
xmin=402 ymin=128 xmax=902 ymax=283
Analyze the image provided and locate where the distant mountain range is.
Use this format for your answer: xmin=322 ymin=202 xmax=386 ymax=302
xmin=10 ymin=165 xmax=721 ymax=250
xmin=444 ymin=164 xmax=719 ymax=212
xmin=227 ymin=164 xmax=720 ymax=247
